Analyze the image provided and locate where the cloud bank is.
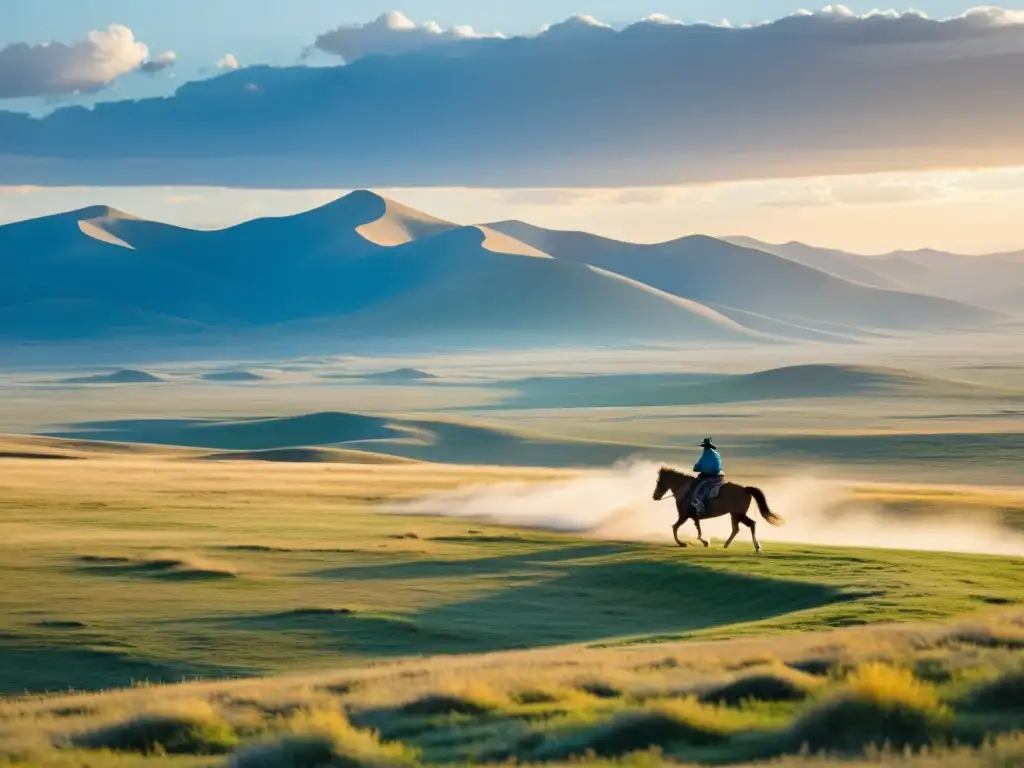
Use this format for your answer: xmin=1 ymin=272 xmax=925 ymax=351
xmin=314 ymin=11 xmax=502 ymax=63
xmin=0 ymin=24 xmax=153 ymax=99
xmin=3 ymin=6 xmax=1024 ymax=187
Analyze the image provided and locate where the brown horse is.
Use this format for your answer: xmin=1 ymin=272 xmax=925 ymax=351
xmin=652 ymin=467 xmax=783 ymax=552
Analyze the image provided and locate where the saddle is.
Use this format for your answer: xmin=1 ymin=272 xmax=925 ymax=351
xmin=690 ymin=475 xmax=724 ymax=514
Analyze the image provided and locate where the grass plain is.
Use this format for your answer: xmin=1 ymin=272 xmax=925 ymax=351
xmin=1 ymin=452 xmax=1023 ymax=768
xmin=1 ymin=342 xmax=1023 ymax=767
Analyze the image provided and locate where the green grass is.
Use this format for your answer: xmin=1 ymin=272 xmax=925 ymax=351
xmin=5 ymin=607 xmax=1024 ymax=767
xmin=1 ymin=458 xmax=1023 ymax=697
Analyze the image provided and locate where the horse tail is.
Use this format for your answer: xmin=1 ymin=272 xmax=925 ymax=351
xmin=745 ymin=486 xmax=783 ymax=526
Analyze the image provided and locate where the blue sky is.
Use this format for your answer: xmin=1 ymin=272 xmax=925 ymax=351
xmin=3 ymin=1 xmax=992 ymax=79
xmin=4 ymin=2 xmax=1024 ymax=253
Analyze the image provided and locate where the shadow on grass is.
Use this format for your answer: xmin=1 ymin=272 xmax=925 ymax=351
xmin=209 ymin=555 xmax=854 ymax=658
xmin=76 ymin=556 xmax=236 ymax=582
xmin=307 ymin=543 xmax=632 ymax=582
xmin=0 ymin=634 xmax=249 ymax=695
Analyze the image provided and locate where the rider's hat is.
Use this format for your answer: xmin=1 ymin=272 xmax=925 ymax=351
xmin=699 ymin=437 xmax=717 ymax=449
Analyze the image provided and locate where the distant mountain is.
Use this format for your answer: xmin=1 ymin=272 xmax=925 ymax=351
xmin=47 ymin=411 xmax=653 ymax=467
xmin=0 ymin=191 xmax=1004 ymax=356
xmin=725 ymin=236 xmax=1024 ymax=312
xmin=490 ymin=222 xmax=998 ymax=332
xmin=64 ymin=369 xmax=164 ymax=385
xmin=490 ymin=364 xmax=1006 ymax=409
xmin=363 ymin=368 xmax=437 ymax=382
xmin=201 ymin=370 xmax=267 ymax=382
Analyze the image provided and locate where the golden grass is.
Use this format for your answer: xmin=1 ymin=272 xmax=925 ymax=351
xmin=0 ymin=608 xmax=1021 ymax=765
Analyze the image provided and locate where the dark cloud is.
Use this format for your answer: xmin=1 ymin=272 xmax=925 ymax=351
xmin=0 ymin=24 xmax=150 ymax=99
xmin=3 ymin=7 xmax=1024 ymax=187
xmin=140 ymin=51 xmax=177 ymax=76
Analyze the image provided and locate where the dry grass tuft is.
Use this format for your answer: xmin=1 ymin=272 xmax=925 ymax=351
xmin=699 ymin=667 xmax=823 ymax=706
xmin=72 ymin=701 xmax=238 ymax=755
xmin=231 ymin=707 xmax=416 ymax=768
xmin=536 ymin=699 xmax=733 ymax=760
xmin=961 ymin=670 xmax=1024 ymax=712
xmin=397 ymin=682 xmax=507 ymax=717
xmin=789 ymin=662 xmax=953 ymax=753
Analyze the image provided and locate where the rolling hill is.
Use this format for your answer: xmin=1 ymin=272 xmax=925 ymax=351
xmin=490 ymin=221 xmax=998 ymax=332
xmin=0 ymin=191 xmax=1003 ymax=355
xmin=63 ymin=369 xmax=165 ymax=385
xmin=44 ymin=411 xmax=656 ymax=467
xmin=726 ymin=236 xmax=1024 ymax=312
xmin=489 ymin=364 xmax=1009 ymax=409
xmin=362 ymin=368 xmax=437 ymax=382
xmin=200 ymin=370 xmax=268 ymax=382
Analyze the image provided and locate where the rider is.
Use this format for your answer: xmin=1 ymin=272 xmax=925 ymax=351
xmin=688 ymin=437 xmax=724 ymax=513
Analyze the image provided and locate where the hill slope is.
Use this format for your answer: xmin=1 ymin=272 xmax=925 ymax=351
xmin=728 ymin=236 xmax=1024 ymax=311
xmin=492 ymin=364 xmax=1008 ymax=409
xmin=44 ymin=411 xmax=656 ymax=467
xmin=491 ymin=222 xmax=997 ymax=332
xmin=64 ymin=369 xmax=165 ymax=385
xmin=0 ymin=192 xmax=1002 ymax=352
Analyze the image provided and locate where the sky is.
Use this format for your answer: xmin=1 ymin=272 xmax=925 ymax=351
xmin=3 ymin=1 xmax=1024 ymax=254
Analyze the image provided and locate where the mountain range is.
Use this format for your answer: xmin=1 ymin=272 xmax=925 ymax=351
xmin=0 ymin=191 xmax=1014 ymax=354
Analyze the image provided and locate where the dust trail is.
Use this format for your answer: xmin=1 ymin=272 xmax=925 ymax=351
xmin=384 ymin=460 xmax=1024 ymax=556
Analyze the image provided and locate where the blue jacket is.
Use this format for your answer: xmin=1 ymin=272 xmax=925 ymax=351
xmin=694 ymin=447 xmax=723 ymax=476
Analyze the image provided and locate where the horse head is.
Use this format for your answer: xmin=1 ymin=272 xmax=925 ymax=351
xmin=653 ymin=466 xmax=678 ymax=501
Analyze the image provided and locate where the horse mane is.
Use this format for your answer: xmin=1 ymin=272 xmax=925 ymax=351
xmin=659 ymin=466 xmax=692 ymax=481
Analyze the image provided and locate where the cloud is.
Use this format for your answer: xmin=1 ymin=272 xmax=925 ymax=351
xmin=0 ymin=185 xmax=43 ymax=196
xmin=761 ymin=176 xmax=954 ymax=207
xmin=536 ymin=14 xmax=615 ymax=40
xmin=5 ymin=7 xmax=1024 ymax=187
xmin=0 ymin=24 xmax=151 ymax=99
xmin=140 ymin=51 xmax=177 ymax=75
xmin=314 ymin=11 xmax=502 ymax=63
xmin=496 ymin=188 xmax=601 ymax=206
xmin=217 ymin=54 xmax=242 ymax=70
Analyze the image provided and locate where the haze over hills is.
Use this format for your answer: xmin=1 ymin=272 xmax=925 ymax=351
xmin=62 ymin=369 xmax=166 ymax=385
xmin=0 ymin=191 xmax=1007 ymax=358
xmin=45 ymin=412 xmax=651 ymax=467
xmin=486 ymin=363 xmax=1010 ymax=410
xmin=725 ymin=236 xmax=1024 ymax=311
xmin=489 ymin=221 xmax=1001 ymax=332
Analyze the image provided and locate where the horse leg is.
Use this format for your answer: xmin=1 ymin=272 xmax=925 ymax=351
xmin=724 ymin=514 xmax=740 ymax=549
xmin=672 ymin=511 xmax=689 ymax=548
xmin=692 ymin=515 xmax=708 ymax=548
xmin=741 ymin=515 xmax=761 ymax=553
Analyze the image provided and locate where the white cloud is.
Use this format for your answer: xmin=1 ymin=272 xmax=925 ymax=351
xmin=959 ymin=5 xmax=1024 ymax=25
xmin=9 ymin=7 xmax=1024 ymax=188
xmin=314 ymin=11 xmax=502 ymax=63
xmin=140 ymin=50 xmax=177 ymax=75
xmin=640 ymin=14 xmax=684 ymax=26
xmin=761 ymin=176 xmax=954 ymax=207
xmin=217 ymin=53 xmax=242 ymax=70
xmin=537 ymin=14 xmax=615 ymax=38
xmin=0 ymin=24 xmax=150 ymax=99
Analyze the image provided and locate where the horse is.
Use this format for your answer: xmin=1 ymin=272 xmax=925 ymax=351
xmin=652 ymin=466 xmax=784 ymax=552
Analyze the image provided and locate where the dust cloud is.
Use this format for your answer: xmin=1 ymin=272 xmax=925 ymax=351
xmin=384 ymin=460 xmax=1024 ymax=556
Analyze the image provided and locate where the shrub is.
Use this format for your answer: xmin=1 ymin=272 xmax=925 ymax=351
xmin=399 ymin=693 xmax=495 ymax=717
xmin=788 ymin=663 xmax=953 ymax=754
xmin=700 ymin=668 xmax=820 ymax=706
xmin=536 ymin=699 xmax=730 ymax=760
xmin=961 ymin=671 xmax=1024 ymax=712
xmin=231 ymin=708 xmax=416 ymax=768
xmin=398 ymin=683 xmax=505 ymax=717
xmin=575 ymin=680 xmax=622 ymax=700
xmin=75 ymin=710 xmax=238 ymax=755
